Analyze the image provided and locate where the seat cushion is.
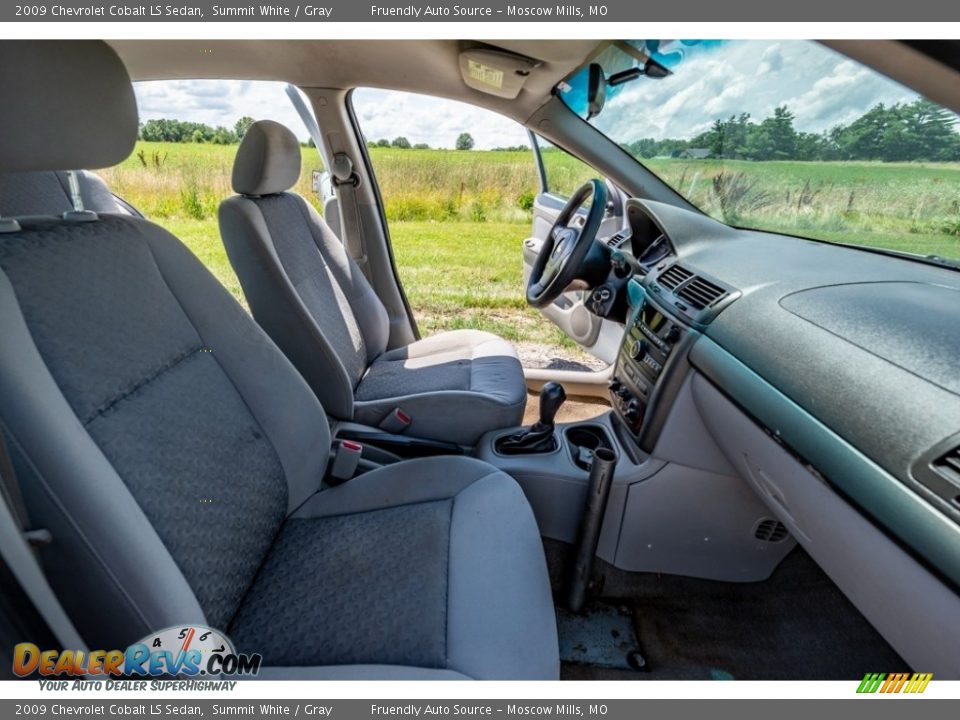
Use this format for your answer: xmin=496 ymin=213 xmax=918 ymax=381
xmin=229 ymin=456 xmax=559 ymax=680
xmin=354 ymin=329 xmax=527 ymax=445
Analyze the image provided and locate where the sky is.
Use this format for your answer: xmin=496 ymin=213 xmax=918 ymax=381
xmin=592 ymin=40 xmax=923 ymax=143
xmin=133 ymin=80 xmax=530 ymax=149
xmin=132 ymin=40 xmax=936 ymax=149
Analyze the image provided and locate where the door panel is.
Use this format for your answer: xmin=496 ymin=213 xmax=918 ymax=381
xmin=523 ymin=191 xmax=623 ymax=365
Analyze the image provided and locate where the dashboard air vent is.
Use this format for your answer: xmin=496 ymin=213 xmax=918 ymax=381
xmin=658 ymin=264 xmax=693 ymax=290
xmin=932 ymin=447 xmax=960 ymax=489
xmin=677 ymin=276 xmax=729 ymax=309
xmin=606 ymin=231 xmax=631 ymax=249
xmin=754 ymin=518 xmax=789 ymax=543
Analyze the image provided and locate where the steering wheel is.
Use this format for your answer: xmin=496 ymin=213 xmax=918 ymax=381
xmin=526 ymin=179 xmax=608 ymax=309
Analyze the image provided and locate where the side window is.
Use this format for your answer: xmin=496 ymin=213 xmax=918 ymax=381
xmin=535 ymin=137 xmax=599 ymax=198
xmin=351 ymin=88 xmax=535 ymax=223
xmin=350 ymin=88 xmax=555 ymax=343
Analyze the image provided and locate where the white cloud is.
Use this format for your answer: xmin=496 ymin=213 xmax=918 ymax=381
xmin=756 ymin=43 xmax=783 ymax=76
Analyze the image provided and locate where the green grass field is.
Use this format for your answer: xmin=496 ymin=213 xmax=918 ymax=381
xmin=645 ymin=158 xmax=960 ymax=259
xmin=99 ymin=142 xmax=960 ymax=350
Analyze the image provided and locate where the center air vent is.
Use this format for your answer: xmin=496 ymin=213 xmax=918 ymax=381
xmin=677 ymin=276 xmax=729 ymax=309
xmin=754 ymin=518 xmax=789 ymax=543
xmin=658 ymin=264 xmax=693 ymax=290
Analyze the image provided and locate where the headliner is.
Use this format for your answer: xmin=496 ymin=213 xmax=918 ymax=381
xmin=108 ymin=39 xmax=602 ymax=124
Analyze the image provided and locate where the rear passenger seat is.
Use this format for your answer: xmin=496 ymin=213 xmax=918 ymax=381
xmin=0 ymin=170 xmax=140 ymax=218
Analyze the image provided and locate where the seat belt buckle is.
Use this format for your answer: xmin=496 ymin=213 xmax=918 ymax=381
xmin=378 ymin=408 xmax=412 ymax=434
xmin=329 ymin=440 xmax=363 ymax=484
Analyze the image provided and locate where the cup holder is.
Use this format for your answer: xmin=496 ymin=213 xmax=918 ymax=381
xmin=565 ymin=424 xmax=615 ymax=471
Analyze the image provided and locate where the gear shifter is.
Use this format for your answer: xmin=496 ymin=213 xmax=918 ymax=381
xmin=494 ymin=382 xmax=566 ymax=455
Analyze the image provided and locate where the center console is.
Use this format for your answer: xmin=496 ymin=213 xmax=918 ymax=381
xmin=609 ymin=295 xmax=693 ymax=453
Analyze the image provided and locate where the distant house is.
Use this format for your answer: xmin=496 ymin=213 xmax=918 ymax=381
xmin=678 ymin=148 xmax=713 ymax=159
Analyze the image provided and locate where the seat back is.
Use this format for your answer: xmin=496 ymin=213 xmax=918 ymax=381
xmin=0 ymin=41 xmax=329 ymax=649
xmin=219 ymin=120 xmax=390 ymax=420
xmin=0 ymin=170 xmax=138 ymax=218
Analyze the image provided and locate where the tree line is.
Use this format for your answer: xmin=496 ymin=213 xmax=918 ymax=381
xmin=624 ymin=99 xmax=960 ymax=162
xmin=139 ymin=116 xmax=258 ymax=145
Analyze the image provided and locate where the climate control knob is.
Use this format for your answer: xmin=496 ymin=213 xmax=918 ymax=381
xmin=625 ymin=399 xmax=643 ymax=426
xmin=630 ymin=339 xmax=649 ymax=360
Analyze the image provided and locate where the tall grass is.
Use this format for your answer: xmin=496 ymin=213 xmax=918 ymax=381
xmin=650 ymin=158 xmax=960 ymax=258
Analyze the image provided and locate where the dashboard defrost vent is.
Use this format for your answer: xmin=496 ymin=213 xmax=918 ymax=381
xmin=754 ymin=518 xmax=789 ymax=543
xmin=658 ymin=264 xmax=693 ymax=290
xmin=677 ymin=276 xmax=729 ymax=309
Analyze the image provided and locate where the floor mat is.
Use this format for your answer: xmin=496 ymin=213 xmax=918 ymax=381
xmin=550 ymin=544 xmax=907 ymax=681
xmin=626 ymin=550 xmax=906 ymax=680
xmin=557 ymin=602 xmax=641 ymax=671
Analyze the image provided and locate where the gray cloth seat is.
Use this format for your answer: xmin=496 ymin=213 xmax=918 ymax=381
xmin=0 ymin=170 xmax=139 ymax=218
xmin=218 ymin=121 xmax=527 ymax=446
xmin=229 ymin=456 xmax=557 ymax=677
xmin=0 ymin=40 xmax=558 ymax=680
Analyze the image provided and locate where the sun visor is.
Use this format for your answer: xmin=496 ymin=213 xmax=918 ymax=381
xmin=458 ymin=48 xmax=540 ymax=99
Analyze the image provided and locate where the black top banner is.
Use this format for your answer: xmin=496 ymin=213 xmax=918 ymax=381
xmin=4 ymin=0 xmax=960 ymax=22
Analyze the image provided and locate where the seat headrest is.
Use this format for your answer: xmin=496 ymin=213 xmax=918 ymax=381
xmin=231 ymin=120 xmax=302 ymax=197
xmin=0 ymin=41 xmax=138 ymax=172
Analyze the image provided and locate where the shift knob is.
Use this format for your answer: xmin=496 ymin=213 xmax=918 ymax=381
xmin=538 ymin=382 xmax=567 ymax=427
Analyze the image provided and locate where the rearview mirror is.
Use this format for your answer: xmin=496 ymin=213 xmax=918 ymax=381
xmin=586 ymin=63 xmax=606 ymax=120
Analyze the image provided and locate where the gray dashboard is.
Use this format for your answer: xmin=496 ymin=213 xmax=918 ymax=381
xmin=626 ymin=198 xmax=960 ymax=587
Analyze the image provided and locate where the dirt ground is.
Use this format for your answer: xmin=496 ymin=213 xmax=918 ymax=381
xmin=521 ymin=392 xmax=610 ymax=426
xmin=515 ymin=342 xmax=609 ymax=372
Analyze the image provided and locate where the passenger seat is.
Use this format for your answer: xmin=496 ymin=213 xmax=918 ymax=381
xmin=0 ymin=40 xmax=558 ymax=680
xmin=218 ymin=121 xmax=528 ymax=446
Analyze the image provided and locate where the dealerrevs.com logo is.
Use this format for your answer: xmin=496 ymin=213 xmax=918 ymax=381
xmin=856 ymin=673 xmax=933 ymax=694
xmin=13 ymin=625 xmax=261 ymax=679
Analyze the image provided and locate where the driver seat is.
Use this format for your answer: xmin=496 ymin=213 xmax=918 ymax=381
xmin=218 ymin=121 xmax=527 ymax=445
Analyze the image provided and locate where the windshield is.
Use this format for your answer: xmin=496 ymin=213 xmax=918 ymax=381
xmin=558 ymin=41 xmax=960 ymax=263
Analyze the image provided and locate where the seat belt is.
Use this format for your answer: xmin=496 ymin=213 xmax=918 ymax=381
xmin=0 ymin=433 xmax=88 ymax=654
xmin=330 ymin=153 xmax=370 ymax=276
xmin=284 ymin=84 xmax=371 ymax=278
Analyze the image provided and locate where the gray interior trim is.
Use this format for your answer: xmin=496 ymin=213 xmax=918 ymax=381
xmin=310 ymin=87 xmax=419 ymax=349
xmin=693 ymin=372 xmax=960 ymax=677
xmin=690 ymin=335 xmax=960 ymax=591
